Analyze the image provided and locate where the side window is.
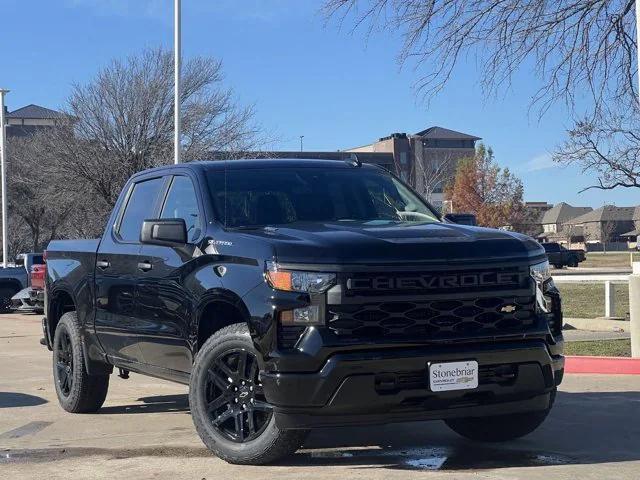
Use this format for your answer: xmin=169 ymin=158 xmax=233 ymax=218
xmin=117 ymin=177 xmax=165 ymax=242
xmin=161 ymin=176 xmax=202 ymax=242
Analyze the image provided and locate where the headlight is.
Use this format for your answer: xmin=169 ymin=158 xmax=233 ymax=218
xmin=530 ymin=260 xmax=551 ymax=284
xmin=530 ymin=260 xmax=553 ymax=313
xmin=265 ymin=261 xmax=336 ymax=293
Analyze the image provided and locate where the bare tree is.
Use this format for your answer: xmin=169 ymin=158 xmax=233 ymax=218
xmin=7 ymin=134 xmax=78 ymax=250
xmin=61 ymin=48 xmax=264 ymax=208
xmin=324 ymin=0 xmax=639 ymax=191
xmin=4 ymin=48 xmax=267 ymax=249
xmin=411 ymin=150 xmax=457 ymax=204
xmin=554 ymin=108 xmax=640 ymax=191
xmin=600 ymin=219 xmax=618 ymax=253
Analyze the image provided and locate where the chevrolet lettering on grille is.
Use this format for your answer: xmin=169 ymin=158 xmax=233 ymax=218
xmin=346 ymin=272 xmax=522 ymax=291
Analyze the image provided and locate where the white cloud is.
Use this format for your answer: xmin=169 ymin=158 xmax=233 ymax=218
xmin=523 ymin=152 xmax=558 ymax=172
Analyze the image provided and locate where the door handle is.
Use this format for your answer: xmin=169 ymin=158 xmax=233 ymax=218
xmin=97 ymin=260 xmax=110 ymax=270
xmin=137 ymin=261 xmax=153 ymax=272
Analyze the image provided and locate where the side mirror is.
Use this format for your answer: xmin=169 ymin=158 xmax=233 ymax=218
xmin=444 ymin=213 xmax=477 ymax=226
xmin=140 ymin=219 xmax=187 ymax=246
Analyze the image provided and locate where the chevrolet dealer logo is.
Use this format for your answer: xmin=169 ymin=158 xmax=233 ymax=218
xmin=500 ymin=305 xmax=518 ymax=313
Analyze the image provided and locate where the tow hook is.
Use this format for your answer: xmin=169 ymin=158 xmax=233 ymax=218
xmin=118 ymin=368 xmax=130 ymax=379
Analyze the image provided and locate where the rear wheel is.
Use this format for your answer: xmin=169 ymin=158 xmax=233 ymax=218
xmin=52 ymin=312 xmax=110 ymax=413
xmin=189 ymin=323 xmax=308 ymax=465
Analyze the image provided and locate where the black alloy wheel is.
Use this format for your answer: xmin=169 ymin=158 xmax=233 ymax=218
xmin=205 ymin=348 xmax=272 ymax=443
xmin=55 ymin=328 xmax=74 ymax=396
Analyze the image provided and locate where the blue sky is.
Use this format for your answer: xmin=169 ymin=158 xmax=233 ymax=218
xmin=3 ymin=0 xmax=637 ymax=207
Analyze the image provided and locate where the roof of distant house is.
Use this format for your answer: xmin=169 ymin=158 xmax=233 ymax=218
xmin=7 ymin=104 xmax=64 ymax=119
xmin=414 ymin=126 xmax=481 ymax=141
xmin=540 ymin=202 xmax=593 ymax=225
xmin=567 ymin=205 xmax=638 ymax=224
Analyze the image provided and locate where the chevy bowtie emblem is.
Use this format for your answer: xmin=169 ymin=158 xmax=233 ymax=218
xmin=501 ymin=305 xmax=517 ymax=313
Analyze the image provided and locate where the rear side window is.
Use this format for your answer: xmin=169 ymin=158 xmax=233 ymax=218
xmin=117 ymin=177 xmax=165 ymax=242
xmin=161 ymin=176 xmax=202 ymax=242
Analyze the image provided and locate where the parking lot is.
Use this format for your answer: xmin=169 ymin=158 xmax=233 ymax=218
xmin=2 ymin=313 xmax=640 ymax=480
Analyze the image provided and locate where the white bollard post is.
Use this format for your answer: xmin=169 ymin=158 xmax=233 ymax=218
xmin=630 ymin=263 xmax=640 ymax=358
xmin=604 ymin=280 xmax=615 ymax=318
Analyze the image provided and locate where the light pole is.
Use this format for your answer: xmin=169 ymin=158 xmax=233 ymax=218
xmin=174 ymin=0 xmax=181 ymax=165
xmin=299 ymin=135 xmax=304 ymax=152
xmin=0 ymin=89 xmax=8 ymax=268
xmin=636 ymin=0 xmax=640 ymax=103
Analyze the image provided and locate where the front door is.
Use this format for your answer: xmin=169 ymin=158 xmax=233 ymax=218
xmin=136 ymin=174 xmax=204 ymax=372
xmin=94 ymin=176 xmax=167 ymax=364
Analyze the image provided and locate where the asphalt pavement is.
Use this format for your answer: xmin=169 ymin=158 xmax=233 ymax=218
xmin=2 ymin=313 xmax=640 ymax=479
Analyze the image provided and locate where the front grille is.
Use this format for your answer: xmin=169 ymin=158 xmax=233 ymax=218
xmin=343 ymin=266 xmax=527 ymax=297
xmin=328 ymin=296 xmax=537 ymax=340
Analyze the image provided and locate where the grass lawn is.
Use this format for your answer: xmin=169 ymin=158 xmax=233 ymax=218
xmin=556 ymin=283 xmax=630 ymax=319
xmin=579 ymin=252 xmax=639 ymax=269
xmin=564 ymin=339 xmax=631 ymax=357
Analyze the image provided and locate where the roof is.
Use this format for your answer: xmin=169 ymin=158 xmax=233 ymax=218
xmin=7 ymin=104 xmax=64 ymax=119
xmin=541 ymin=202 xmax=593 ymax=225
xmin=621 ymin=229 xmax=640 ymax=237
xmin=207 ymin=151 xmax=394 ymax=166
xmin=414 ymin=126 xmax=481 ymax=141
xmin=634 ymin=206 xmax=640 ymax=222
xmin=567 ymin=205 xmax=638 ymax=224
xmin=132 ymin=158 xmax=384 ymax=179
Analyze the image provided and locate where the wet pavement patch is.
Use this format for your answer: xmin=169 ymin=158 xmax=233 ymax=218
xmin=298 ymin=446 xmax=575 ymax=471
xmin=0 ymin=421 xmax=52 ymax=440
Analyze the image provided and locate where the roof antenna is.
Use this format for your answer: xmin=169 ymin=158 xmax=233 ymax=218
xmin=349 ymin=153 xmax=362 ymax=167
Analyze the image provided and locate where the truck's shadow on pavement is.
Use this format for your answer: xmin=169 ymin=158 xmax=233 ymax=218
xmin=92 ymin=390 xmax=639 ymax=470
xmin=0 ymin=392 xmax=47 ymax=408
xmin=286 ymin=390 xmax=640 ymax=470
xmin=99 ymin=394 xmax=189 ymax=414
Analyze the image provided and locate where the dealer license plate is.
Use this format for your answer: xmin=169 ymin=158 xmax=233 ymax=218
xmin=429 ymin=360 xmax=479 ymax=392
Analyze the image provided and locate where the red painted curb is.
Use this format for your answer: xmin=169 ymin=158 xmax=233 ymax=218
xmin=565 ymin=355 xmax=640 ymax=375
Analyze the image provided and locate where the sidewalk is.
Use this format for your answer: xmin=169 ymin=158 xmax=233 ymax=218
xmin=563 ymin=329 xmax=630 ymax=342
xmin=564 ymin=317 xmax=630 ymax=332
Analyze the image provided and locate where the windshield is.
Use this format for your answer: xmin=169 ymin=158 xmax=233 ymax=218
xmin=207 ymin=166 xmax=439 ymax=228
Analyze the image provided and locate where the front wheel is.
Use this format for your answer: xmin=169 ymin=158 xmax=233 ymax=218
xmin=445 ymin=393 xmax=554 ymax=442
xmin=189 ymin=323 xmax=308 ymax=465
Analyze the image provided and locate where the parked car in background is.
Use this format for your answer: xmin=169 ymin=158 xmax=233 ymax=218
xmin=0 ymin=253 xmax=44 ymax=311
xmin=11 ymin=263 xmax=45 ymax=313
xmin=542 ymin=242 xmax=586 ymax=269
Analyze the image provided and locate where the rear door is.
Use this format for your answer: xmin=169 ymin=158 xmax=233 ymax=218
xmin=136 ymin=174 xmax=204 ymax=372
xmin=94 ymin=176 xmax=167 ymax=364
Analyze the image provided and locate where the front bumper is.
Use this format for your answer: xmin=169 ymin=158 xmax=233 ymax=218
xmin=262 ymin=339 xmax=564 ymax=429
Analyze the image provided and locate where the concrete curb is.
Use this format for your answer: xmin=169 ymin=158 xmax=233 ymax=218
xmin=565 ymin=355 xmax=640 ymax=375
xmin=564 ymin=317 xmax=629 ymax=332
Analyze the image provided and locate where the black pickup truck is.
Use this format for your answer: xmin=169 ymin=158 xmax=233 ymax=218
xmin=542 ymin=242 xmax=586 ymax=269
xmin=43 ymin=159 xmax=564 ymax=465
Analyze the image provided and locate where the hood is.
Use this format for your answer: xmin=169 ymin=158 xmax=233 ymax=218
xmin=238 ymin=221 xmax=544 ymax=266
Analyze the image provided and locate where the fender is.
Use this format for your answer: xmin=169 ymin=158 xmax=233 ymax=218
xmin=47 ymin=285 xmax=112 ymax=376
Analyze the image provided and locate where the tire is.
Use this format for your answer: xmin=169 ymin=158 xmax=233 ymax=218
xmin=553 ymin=264 xmax=563 ymax=269
xmin=0 ymin=286 xmax=18 ymax=312
xmin=445 ymin=389 xmax=555 ymax=442
xmin=189 ymin=323 xmax=308 ymax=465
xmin=52 ymin=311 xmax=110 ymax=413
